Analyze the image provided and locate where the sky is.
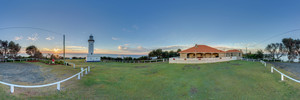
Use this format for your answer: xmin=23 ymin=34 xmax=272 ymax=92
xmin=1 ymin=0 xmax=300 ymax=55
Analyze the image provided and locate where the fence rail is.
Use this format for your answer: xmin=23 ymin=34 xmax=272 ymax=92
xmin=259 ymin=60 xmax=300 ymax=83
xmin=170 ymin=57 xmax=238 ymax=64
xmin=0 ymin=66 xmax=90 ymax=93
xmin=100 ymin=59 xmax=168 ymax=63
xmin=244 ymin=58 xmax=300 ymax=84
xmin=271 ymin=66 xmax=300 ymax=83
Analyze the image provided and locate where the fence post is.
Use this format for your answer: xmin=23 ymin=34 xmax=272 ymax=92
xmin=57 ymin=83 xmax=61 ymax=91
xmin=78 ymin=73 xmax=81 ymax=79
xmin=281 ymin=74 xmax=284 ymax=81
xmin=73 ymin=64 xmax=75 ymax=69
xmin=271 ymin=67 xmax=273 ymax=73
xmin=264 ymin=63 xmax=266 ymax=67
xmin=10 ymin=85 xmax=14 ymax=93
xmin=81 ymin=67 xmax=84 ymax=77
xmin=85 ymin=68 xmax=88 ymax=74
xmin=88 ymin=66 xmax=90 ymax=72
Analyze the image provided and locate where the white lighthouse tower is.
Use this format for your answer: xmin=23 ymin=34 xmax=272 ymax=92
xmin=86 ymin=35 xmax=101 ymax=62
xmin=88 ymin=35 xmax=94 ymax=55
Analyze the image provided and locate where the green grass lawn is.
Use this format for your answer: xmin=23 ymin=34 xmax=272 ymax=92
xmin=1 ymin=60 xmax=300 ymax=100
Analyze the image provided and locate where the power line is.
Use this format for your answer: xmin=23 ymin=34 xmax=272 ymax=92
xmin=255 ymin=28 xmax=300 ymax=47
xmin=0 ymin=27 xmax=63 ymax=35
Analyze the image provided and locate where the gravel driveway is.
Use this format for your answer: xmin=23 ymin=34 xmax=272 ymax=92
xmin=0 ymin=63 xmax=51 ymax=84
xmin=268 ymin=62 xmax=300 ymax=80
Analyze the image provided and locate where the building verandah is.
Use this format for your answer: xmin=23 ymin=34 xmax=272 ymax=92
xmin=180 ymin=53 xmax=226 ymax=58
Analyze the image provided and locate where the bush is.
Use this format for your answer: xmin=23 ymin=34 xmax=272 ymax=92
xmin=54 ymin=61 xmax=64 ymax=64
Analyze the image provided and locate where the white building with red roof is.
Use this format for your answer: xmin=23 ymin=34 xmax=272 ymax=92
xmin=170 ymin=45 xmax=242 ymax=63
xmin=179 ymin=44 xmax=242 ymax=58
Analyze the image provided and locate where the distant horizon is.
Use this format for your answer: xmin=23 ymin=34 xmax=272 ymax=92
xmin=18 ymin=53 xmax=146 ymax=58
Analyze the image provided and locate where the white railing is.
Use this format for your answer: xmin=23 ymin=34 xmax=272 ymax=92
xmin=0 ymin=66 xmax=91 ymax=93
xmin=65 ymin=62 xmax=76 ymax=68
xmin=257 ymin=60 xmax=300 ymax=83
xmin=169 ymin=57 xmax=237 ymax=64
xmin=260 ymin=60 xmax=267 ymax=67
xmin=271 ymin=66 xmax=300 ymax=83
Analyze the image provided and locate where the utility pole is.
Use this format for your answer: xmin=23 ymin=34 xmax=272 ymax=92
xmin=63 ymin=34 xmax=65 ymax=65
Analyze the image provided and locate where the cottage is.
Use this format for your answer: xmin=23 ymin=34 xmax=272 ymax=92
xmin=179 ymin=44 xmax=242 ymax=58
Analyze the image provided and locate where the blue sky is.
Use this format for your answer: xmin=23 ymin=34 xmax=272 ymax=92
xmin=1 ymin=0 xmax=300 ymax=55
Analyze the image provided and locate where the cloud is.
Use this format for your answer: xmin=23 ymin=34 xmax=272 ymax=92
xmin=122 ymin=25 xmax=139 ymax=32
xmin=122 ymin=28 xmax=132 ymax=32
xmin=14 ymin=36 xmax=23 ymax=40
xmin=212 ymin=42 xmax=262 ymax=53
xmin=66 ymin=46 xmax=86 ymax=50
xmin=132 ymin=25 xmax=139 ymax=30
xmin=27 ymin=33 xmax=38 ymax=41
xmin=41 ymin=48 xmax=62 ymax=53
xmin=112 ymin=37 xmax=119 ymax=40
xmin=118 ymin=45 xmax=148 ymax=53
xmin=116 ymin=44 xmax=191 ymax=54
xmin=155 ymin=45 xmax=191 ymax=51
xmin=46 ymin=36 xmax=55 ymax=40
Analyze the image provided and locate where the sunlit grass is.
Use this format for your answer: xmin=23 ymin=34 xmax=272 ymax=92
xmin=0 ymin=60 xmax=299 ymax=100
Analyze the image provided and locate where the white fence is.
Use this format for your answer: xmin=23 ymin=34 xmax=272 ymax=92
xmin=169 ymin=57 xmax=237 ymax=64
xmin=254 ymin=59 xmax=300 ymax=83
xmin=0 ymin=66 xmax=91 ymax=93
xmin=270 ymin=66 xmax=300 ymax=83
xmin=65 ymin=62 xmax=76 ymax=68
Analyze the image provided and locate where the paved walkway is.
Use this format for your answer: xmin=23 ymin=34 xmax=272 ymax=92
xmin=0 ymin=63 xmax=51 ymax=84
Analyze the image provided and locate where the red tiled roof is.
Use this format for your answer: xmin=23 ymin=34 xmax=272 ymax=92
xmin=226 ymin=49 xmax=242 ymax=53
xmin=179 ymin=45 xmax=225 ymax=53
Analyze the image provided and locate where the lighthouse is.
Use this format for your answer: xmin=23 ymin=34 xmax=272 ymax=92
xmin=88 ymin=35 xmax=94 ymax=55
xmin=86 ymin=35 xmax=101 ymax=62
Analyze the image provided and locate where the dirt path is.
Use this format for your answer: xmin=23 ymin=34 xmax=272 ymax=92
xmin=268 ymin=62 xmax=300 ymax=80
xmin=0 ymin=63 xmax=54 ymax=84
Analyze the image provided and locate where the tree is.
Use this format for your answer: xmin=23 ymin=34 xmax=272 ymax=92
xmin=148 ymin=49 xmax=163 ymax=58
xmin=149 ymin=48 xmax=182 ymax=58
xmin=295 ymin=39 xmax=300 ymax=58
xmin=256 ymin=49 xmax=264 ymax=59
xmin=155 ymin=49 xmax=163 ymax=59
xmin=275 ymin=43 xmax=286 ymax=59
xmin=0 ymin=40 xmax=21 ymax=58
xmin=169 ymin=50 xmax=176 ymax=57
xmin=265 ymin=43 xmax=285 ymax=60
xmin=0 ymin=40 xmax=2 ymax=56
xmin=148 ymin=50 xmax=155 ymax=57
xmin=26 ymin=45 xmax=43 ymax=58
xmin=162 ymin=51 xmax=169 ymax=58
xmin=1 ymin=40 xmax=8 ymax=57
xmin=176 ymin=49 xmax=181 ymax=56
xmin=8 ymin=41 xmax=21 ymax=58
xmin=282 ymin=38 xmax=297 ymax=61
xmin=137 ymin=56 xmax=148 ymax=60
xmin=50 ymin=54 xmax=60 ymax=59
